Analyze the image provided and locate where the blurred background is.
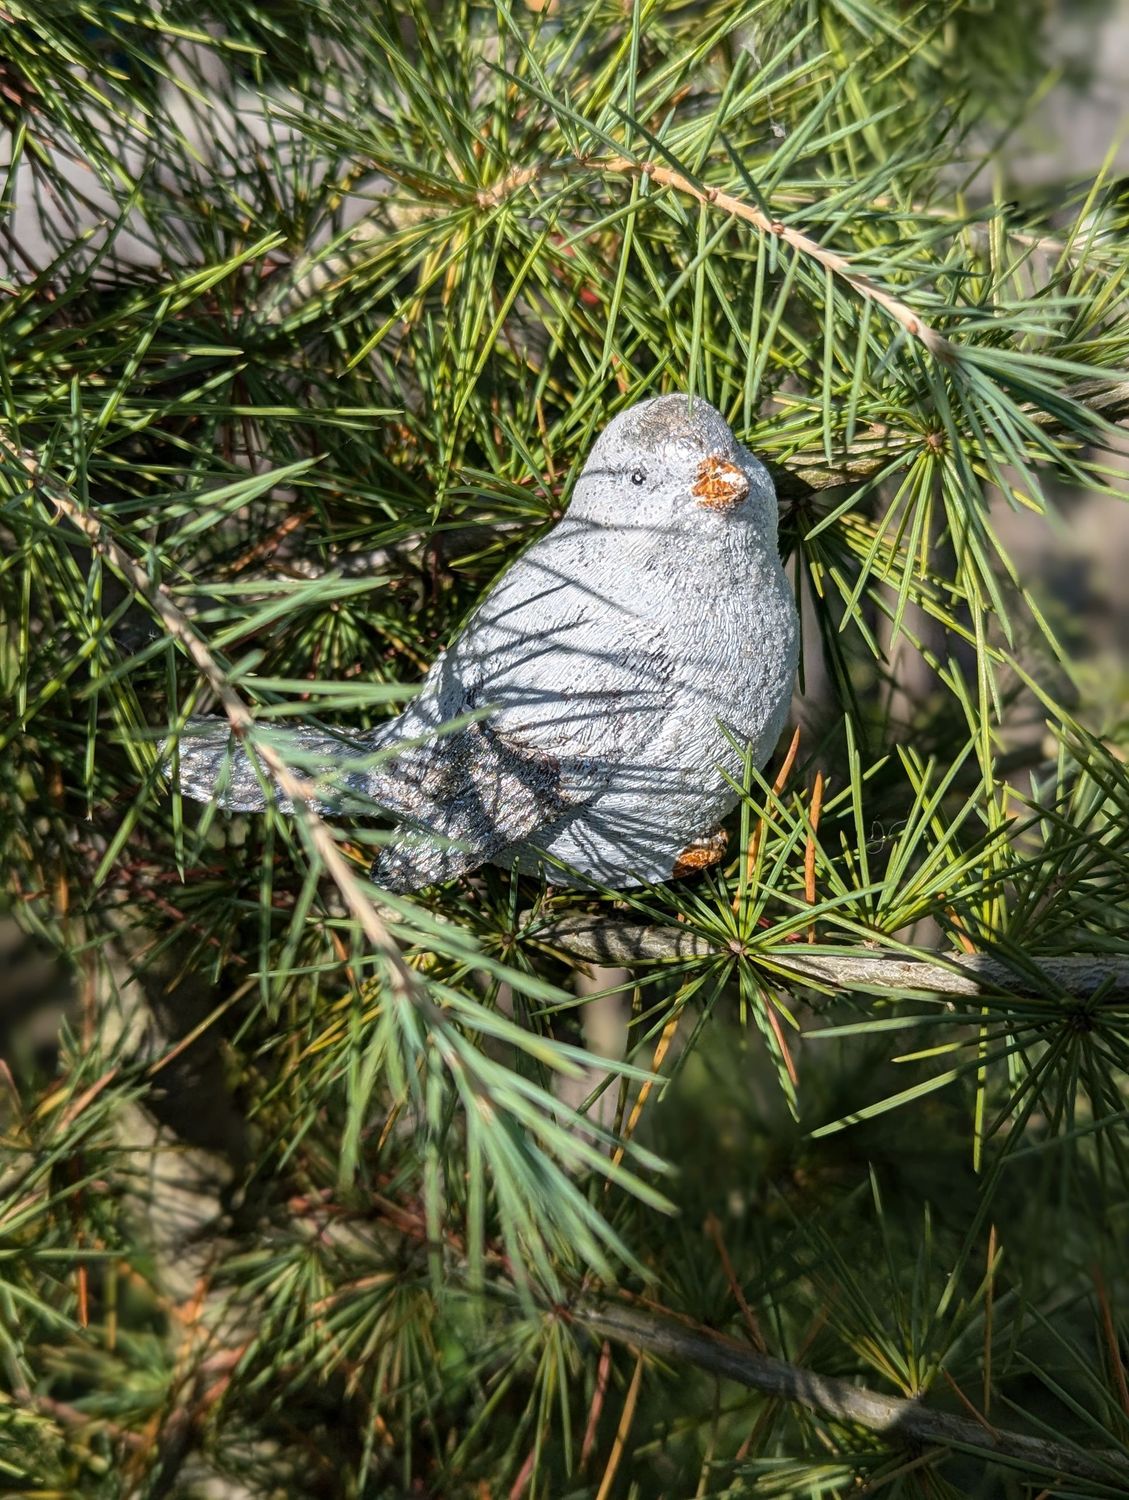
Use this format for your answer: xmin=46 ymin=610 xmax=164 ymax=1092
xmin=988 ymin=0 xmax=1129 ymax=732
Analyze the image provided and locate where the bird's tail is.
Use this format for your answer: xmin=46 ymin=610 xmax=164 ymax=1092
xmin=164 ymin=717 xmax=394 ymax=815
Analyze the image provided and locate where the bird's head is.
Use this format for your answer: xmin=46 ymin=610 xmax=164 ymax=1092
xmin=569 ymin=393 xmax=778 ymax=544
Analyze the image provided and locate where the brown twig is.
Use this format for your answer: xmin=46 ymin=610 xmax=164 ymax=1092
xmin=761 ymin=992 xmax=798 ymax=1087
xmin=984 ymin=1224 xmax=998 ymax=1417
xmin=508 ymin=1445 xmax=536 ymax=1500
xmin=1093 ymin=1264 xmax=1129 ymax=1423
xmin=704 ymin=1212 xmax=766 ymax=1352
xmin=607 ymin=1006 xmax=680 ymax=1181
xmin=593 ymin=1348 xmax=644 ymax=1500
xmin=803 ymin=770 xmax=824 ymax=940
xmin=479 ymin=155 xmax=957 ymax=363
xmin=939 ymin=1367 xmax=1001 ymax=1441
xmin=733 ymin=725 xmax=800 ymax=915
xmin=580 ymin=1339 xmax=613 ymax=1470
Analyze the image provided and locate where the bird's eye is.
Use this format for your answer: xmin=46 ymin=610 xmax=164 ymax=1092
xmin=630 ymin=468 xmax=646 ymax=486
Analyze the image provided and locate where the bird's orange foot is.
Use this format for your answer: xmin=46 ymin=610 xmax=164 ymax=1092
xmin=671 ymin=826 xmax=728 ymax=879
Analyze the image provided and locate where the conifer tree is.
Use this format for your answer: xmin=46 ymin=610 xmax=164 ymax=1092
xmin=3 ymin=2 xmax=1129 ymax=1494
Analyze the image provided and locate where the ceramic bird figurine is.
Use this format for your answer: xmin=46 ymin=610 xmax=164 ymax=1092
xmin=168 ymin=394 xmax=799 ymax=891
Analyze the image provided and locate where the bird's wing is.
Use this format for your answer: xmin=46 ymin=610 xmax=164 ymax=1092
xmin=437 ymin=523 xmax=681 ymax=775
xmin=369 ymin=719 xmax=575 ymax=891
xmin=166 ymin=711 xmax=578 ymax=892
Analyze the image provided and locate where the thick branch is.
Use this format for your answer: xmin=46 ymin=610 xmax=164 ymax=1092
xmin=279 ymin=1195 xmax=1129 ymax=1486
xmin=575 ymin=1302 xmax=1129 ymax=1487
xmin=536 ymin=916 xmax=1129 ymax=1001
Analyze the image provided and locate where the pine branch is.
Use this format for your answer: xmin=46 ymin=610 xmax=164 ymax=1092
xmin=476 ymin=154 xmax=955 ymax=361
xmin=271 ymin=148 xmax=1129 ymax=503
xmin=775 ymin=376 xmax=1129 ymax=499
xmin=575 ymin=1301 xmax=1129 ymax=1488
xmin=3 ymin=434 xmax=425 ymax=1007
xmin=601 ymin=157 xmax=960 ymax=365
xmin=4 ymin=433 xmax=669 ymax=1285
xmin=272 ymin=1198 xmax=1129 ymax=1487
xmin=536 ymin=916 xmax=1129 ymax=1000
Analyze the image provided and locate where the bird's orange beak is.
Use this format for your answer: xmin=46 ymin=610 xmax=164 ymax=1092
xmin=693 ymin=454 xmax=750 ymax=511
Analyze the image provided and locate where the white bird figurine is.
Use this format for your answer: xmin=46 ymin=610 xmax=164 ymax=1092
xmin=168 ymin=394 xmax=799 ymax=891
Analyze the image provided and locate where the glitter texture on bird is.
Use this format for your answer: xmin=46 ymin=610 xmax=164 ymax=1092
xmin=165 ymin=394 xmax=800 ymax=891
